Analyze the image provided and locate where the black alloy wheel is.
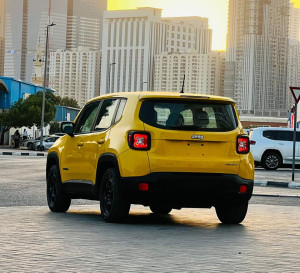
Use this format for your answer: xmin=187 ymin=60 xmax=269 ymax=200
xmin=100 ymin=168 xmax=130 ymax=223
xmin=215 ymin=201 xmax=248 ymax=224
xmin=47 ymin=165 xmax=71 ymax=212
xmin=102 ymin=174 xmax=114 ymax=217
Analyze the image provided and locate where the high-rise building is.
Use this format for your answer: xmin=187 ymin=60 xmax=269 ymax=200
xmin=224 ymin=0 xmax=290 ymax=117
xmin=287 ymin=3 xmax=300 ymax=109
xmin=49 ymin=47 xmax=101 ymax=107
xmin=2 ymin=0 xmax=106 ymax=82
xmin=66 ymin=0 xmax=107 ymax=50
xmin=3 ymin=0 xmax=28 ymax=80
xmin=3 ymin=0 xmax=68 ymax=81
xmin=289 ymin=3 xmax=300 ymax=41
xmin=0 ymin=0 xmax=6 ymax=76
xmin=154 ymin=51 xmax=225 ymax=96
xmin=100 ymin=7 xmax=212 ymax=94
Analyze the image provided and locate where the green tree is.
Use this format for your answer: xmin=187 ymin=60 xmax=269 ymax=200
xmin=0 ymin=91 xmax=57 ymax=145
xmin=55 ymin=95 xmax=80 ymax=108
xmin=49 ymin=121 xmax=60 ymax=134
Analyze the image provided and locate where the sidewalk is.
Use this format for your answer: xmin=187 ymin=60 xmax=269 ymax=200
xmin=255 ymin=167 xmax=300 ymax=189
xmin=0 ymin=145 xmax=47 ymax=156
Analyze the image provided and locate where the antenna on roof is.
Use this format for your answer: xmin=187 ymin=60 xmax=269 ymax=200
xmin=180 ymin=74 xmax=185 ymax=93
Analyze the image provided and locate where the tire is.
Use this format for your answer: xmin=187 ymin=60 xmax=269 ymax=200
xmin=150 ymin=205 xmax=172 ymax=215
xmin=215 ymin=201 xmax=248 ymax=224
xmin=37 ymin=145 xmax=44 ymax=151
xmin=261 ymin=151 xmax=281 ymax=170
xmin=47 ymin=165 xmax=71 ymax=212
xmin=100 ymin=168 xmax=130 ymax=223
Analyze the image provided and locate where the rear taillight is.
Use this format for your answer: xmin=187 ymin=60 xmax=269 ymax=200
xmin=250 ymin=140 xmax=256 ymax=145
xmin=128 ymin=131 xmax=151 ymax=150
xmin=237 ymin=135 xmax=250 ymax=154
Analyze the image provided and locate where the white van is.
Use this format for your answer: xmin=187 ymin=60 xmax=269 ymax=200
xmin=249 ymin=127 xmax=300 ymax=170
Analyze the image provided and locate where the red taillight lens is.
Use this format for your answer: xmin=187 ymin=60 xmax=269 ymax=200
xmin=133 ymin=134 xmax=148 ymax=149
xmin=239 ymin=185 xmax=247 ymax=193
xmin=237 ymin=136 xmax=250 ymax=154
xmin=138 ymin=183 xmax=149 ymax=191
xmin=128 ymin=131 xmax=151 ymax=150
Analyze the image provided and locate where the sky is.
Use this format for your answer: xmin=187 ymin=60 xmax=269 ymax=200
xmin=108 ymin=0 xmax=300 ymax=51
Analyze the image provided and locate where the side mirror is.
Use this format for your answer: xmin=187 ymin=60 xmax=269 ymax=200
xmin=61 ymin=122 xmax=74 ymax=137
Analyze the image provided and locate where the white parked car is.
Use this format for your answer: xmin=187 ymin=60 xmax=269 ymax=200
xmin=249 ymin=127 xmax=300 ymax=170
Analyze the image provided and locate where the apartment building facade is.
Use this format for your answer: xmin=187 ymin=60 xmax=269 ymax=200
xmin=1 ymin=0 xmax=106 ymax=82
xmin=66 ymin=0 xmax=107 ymax=50
xmin=100 ymin=8 xmax=212 ymax=94
xmin=0 ymin=0 xmax=6 ymax=76
xmin=224 ymin=0 xmax=290 ymax=117
xmin=154 ymin=51 xmax=225 ymax=95
xmin=49 ymin=47 xmax=101 ymax=107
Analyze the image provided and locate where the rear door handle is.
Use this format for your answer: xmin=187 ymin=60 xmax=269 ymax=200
xmin=77 ymin=142 xmax=84 ymax=147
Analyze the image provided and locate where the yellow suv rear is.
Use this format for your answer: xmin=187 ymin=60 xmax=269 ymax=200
xmin=46 ymin=92 xmax=254 ymax=224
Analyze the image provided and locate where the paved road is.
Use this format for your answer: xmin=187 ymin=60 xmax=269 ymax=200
xmin=1 ymin=156 xmax=300 ymax=272
xmin=1 ymin=204 xmax=300 ymax=272
xmin=0 ymin=156 xmax=95 ymax=207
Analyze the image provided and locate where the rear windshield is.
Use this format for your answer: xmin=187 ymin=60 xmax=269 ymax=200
xmin=139 ymin=100 xmax=237 ymax=132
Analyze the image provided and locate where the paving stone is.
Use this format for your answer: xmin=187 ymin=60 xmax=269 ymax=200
xmin=0 ymin=204 xmax=299 ymax=272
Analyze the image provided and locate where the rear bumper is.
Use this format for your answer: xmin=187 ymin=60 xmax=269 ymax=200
xmin=121 ymin=172 xmax=254 ymax=208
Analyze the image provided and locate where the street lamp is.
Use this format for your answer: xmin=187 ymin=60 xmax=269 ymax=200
xmin=39 ymin=22 xmax=55 ymax=151
xmin=143 ymin=81 xmax=148 ymax=91
xmin=108 ymin=62 xmax=116 ymax=93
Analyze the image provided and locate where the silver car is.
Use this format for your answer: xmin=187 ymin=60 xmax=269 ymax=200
xmin=32 ymin=136 xmax=60 ymax=151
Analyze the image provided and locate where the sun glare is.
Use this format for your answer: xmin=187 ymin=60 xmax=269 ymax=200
xmin=108 ymin=0 xmax=228 ymax=51
xmin=291 ymin=0 xmax=300 ymax=8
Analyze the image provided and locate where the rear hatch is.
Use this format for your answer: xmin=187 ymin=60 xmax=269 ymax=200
xmin=139 ymin=97 xmax=241 ymax=174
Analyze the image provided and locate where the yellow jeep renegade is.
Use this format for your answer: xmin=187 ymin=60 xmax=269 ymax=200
xmin=46 ymin=92 xmax=254 ymax=224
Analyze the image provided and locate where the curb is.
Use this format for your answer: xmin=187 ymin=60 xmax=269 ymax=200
xmin=0 ymin=151 xmax=46 ymax=157
xmin=254 ymin=180 xmax=300 ymax=189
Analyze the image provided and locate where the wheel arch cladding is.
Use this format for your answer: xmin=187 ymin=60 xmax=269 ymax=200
xmin=96 ymin=153 xmax=120 ymax=194
xmin=262 ymin=149 xmax=282 ymax=161
xmin=46 ymin=152 xmax=60 ymax=178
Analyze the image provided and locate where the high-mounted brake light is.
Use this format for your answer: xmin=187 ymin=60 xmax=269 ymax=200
xmin=237 ymin=135 xmax=250 ymax=154
xmin=128 ymin=131 xmax=151 ymax=150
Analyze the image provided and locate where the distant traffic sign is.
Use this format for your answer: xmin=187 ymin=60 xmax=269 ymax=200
xmin=290 ymin=87 xmax=300 ymax=104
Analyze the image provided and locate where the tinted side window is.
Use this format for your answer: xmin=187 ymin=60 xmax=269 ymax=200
xmin=94 ymin=99 xmax=119 ymax=131
xmin=75 ymin=101 xmax=100 ymax=133
xmin=277 ymin=131 xmax=293 ymax=141
xmin=262 ymin=130 xmax=277 ymax=140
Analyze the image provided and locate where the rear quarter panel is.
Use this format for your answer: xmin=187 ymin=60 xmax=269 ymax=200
xmin=108 ymin=96 xmax=151 ymax=177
